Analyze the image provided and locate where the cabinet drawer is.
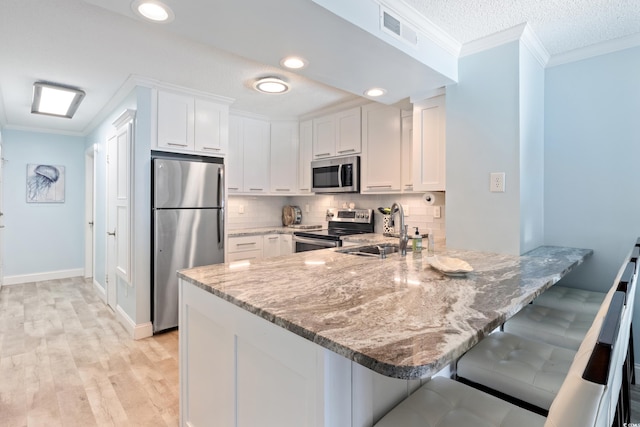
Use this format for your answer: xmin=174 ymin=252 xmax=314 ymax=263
xmin=228 ymin=236 xmax=263 ymax=253
xmin=227 ymin=250 xmax=263 ymax=262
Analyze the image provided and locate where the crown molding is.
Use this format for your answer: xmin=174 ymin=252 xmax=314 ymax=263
xmin=460 ymin=23 xmax=549 ymax=68
xmin=520 ymin=24 xmax=550 ymax=67
xmin=548 ymin=32 xmax=640 ymax=67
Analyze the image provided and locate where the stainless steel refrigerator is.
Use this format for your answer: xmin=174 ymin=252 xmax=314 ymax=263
xmin=152 ymin=155 xmax=224 ymax=333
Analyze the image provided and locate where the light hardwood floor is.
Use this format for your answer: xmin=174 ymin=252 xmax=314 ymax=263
xmin=2 ymin=276 xmax=640 ymax=426
xmin=0 ymin=277 xmax=179 ymax=427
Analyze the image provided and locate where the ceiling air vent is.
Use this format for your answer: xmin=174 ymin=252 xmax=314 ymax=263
xmin=381 ymin=8 xmax=418 ymax=47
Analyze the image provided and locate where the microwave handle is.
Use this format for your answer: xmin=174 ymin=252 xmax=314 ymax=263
xmin=338 ymin=164 xmax=343 ymax=188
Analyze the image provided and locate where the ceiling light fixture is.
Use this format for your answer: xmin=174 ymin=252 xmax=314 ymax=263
xmin=31 ymin=82 xmax=85 ymax=119
xmin=131 ymin=0 xmax=174 ymax=23
xmin=364 ymin=88 xmax=387 ymax=97
xmin=253 ymin=77 xmax=290 ymax=94
xmin=281 ymin=56 xmax=307 ymax=70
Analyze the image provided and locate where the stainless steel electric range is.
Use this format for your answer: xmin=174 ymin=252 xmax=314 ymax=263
xmin=292 ymin=208 xmax=374 ymax=253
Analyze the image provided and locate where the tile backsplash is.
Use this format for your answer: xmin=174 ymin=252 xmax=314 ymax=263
xmin=227 ymin=192 xmax=446 ymax=240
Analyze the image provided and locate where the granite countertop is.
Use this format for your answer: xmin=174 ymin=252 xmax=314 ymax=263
xmin=178 ymin=245 xmax=592 ymax=379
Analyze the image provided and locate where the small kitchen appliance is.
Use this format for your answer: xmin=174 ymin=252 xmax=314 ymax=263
xmin=293 ymin=207 xmax=373 ymax=252
xmin=310 ymin=155 xmax=360 ymax=193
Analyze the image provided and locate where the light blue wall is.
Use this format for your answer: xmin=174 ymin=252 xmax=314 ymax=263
xmin=519 ymin=44 xmax=545 ymax=253
xmin=446 ymin=42 xmax=522 ymax=254
xmin=3 ymin=129 xmax=85 ymax=277
xmin=544 ymin=46 xmax=640 ymax=291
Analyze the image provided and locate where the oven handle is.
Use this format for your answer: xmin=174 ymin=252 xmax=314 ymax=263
xmin=293 ymin=236 xmax=340 ymax=248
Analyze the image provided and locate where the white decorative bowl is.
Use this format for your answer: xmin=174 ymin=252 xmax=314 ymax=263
xmin=426 ymin=256 xmax=473 ymax=276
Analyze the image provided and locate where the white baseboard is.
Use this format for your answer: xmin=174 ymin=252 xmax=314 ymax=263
xmin=115 ymin=304 xmax=153 ymax=340
xmin=3 ymin=268 xmax=85 ymax=285
xmin=93 ymin=279 xmax=107 ymax=303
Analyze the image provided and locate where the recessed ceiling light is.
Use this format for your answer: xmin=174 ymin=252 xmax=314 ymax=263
xmin=364 ymin=88 xmax=387 ymax=97
xmin=253 ymin=77 xmax=290 ymax=94
xmin=31 ymin=82 xmax=85 ymax=119
xmin=281 ymin=56 xmax=307 ymax=69
xmin=131 ymin=0 xmax=174 ymax=23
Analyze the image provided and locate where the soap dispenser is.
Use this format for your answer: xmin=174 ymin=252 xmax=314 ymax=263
xmin=412 ymin=227 xmax=422 ymax=253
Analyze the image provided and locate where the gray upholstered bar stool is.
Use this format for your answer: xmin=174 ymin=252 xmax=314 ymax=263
xmin=455 ymin=330 xmax=579 ymax=412
xmin=374 ymin=295 xmax=622 ymax=427
xmin=455 ymin=285 xmax=615 ymax=412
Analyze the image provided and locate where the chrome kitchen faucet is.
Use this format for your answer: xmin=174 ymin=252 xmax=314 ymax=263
xmin=390 ymin=202 xmax=409 ymax=256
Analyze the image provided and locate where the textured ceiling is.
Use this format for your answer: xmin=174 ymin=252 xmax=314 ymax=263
xmin=404 ymin=0 xmax=640 ymax=55
xmin=1 ymin=0 xmax=639 ymax=135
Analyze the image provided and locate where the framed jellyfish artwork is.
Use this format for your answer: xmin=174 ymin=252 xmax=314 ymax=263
xmin=26 ymin=164 xmax=66 ymax=203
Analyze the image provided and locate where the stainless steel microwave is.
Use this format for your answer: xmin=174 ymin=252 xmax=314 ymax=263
xmin=311 ymin=156 xmax=360 ymax=193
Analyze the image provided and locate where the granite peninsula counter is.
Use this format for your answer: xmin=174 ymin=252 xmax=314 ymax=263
xmin=178 ymin=245 xmax=591 ymax=427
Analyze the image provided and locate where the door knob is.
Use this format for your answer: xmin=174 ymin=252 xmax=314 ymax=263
xmin=107 ymin=230 xmax=116 ymax=236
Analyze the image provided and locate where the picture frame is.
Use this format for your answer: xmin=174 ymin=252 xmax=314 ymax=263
xmin=26 ymin=163 xmax=65 ymax=203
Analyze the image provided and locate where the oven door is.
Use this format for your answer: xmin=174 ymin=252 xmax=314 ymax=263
xmin=293 ymin=235 xmax=341 ymax=253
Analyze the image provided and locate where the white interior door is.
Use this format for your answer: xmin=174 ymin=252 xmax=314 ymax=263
xmin=106 ymin=135 xmax=117 ymax=309
xmin=85 ymin=145 xmax=95 ymax=279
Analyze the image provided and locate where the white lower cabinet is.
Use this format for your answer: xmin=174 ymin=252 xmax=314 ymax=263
xmin=180 ymin=281 xmax=422 ymax=427
xmin=227 ymin=235 xmax=263 ymax=262
xmin=263 ymin=234 xmax=281 ymax=258
xmin=280 ymin=234 xmax=293 ymax=255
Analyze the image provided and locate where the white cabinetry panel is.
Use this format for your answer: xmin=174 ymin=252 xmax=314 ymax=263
xmin=227 ymin=115 xmax=270 ymax=194
xmin=156 ymin=89 xmax=230 ymax=156
xmin=298 ymin=120 xmax=313 ymax=194
xmin=413 ymin=95 xmax=446 ymax=191
xmin=270 ymin=121 xmax=298 ymax=194
xmin=312 ymin=107 xmax=361 ymax=159
xmin=361 ymin=103 xmax=401 ymax=193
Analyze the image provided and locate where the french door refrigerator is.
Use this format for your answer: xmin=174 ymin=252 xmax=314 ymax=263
xmin=152 ymin=155 xmax=224 ymax=333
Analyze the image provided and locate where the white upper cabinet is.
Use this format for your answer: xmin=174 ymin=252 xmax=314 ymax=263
xmin=156 ymin=89 xmax=230 ymax=156
xmin=298 ymin=120 xmax=313 ymax=194
xmin=335 ymin=107 xmax=361 ymax=156
xmin=312 ymin=107 xmax=361 ymax=159
xmin=413 ymin=95 xmax=446 ymax=191
xmin=228 ymin=114 xmax=270 ymax=194
xmin=194 ymin=99 xmax=229 ymax=155
xmin=270 ymin=121 xmax=299 ymax=194
xmin=401 ymin=111 xmax=413 ymax=192
xmin=361 ymin=103 xmax=402 ymax=193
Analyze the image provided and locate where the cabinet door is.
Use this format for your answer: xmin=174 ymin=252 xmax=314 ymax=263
xmin=280 ymin=234 xmax=293 ymax=255
xmin=298 ymin=120 xmax=313 ymax=194
xmin=263 ymin=234 xmax=281 ymax=258
xmin=312 ymin=115 xmax=335 ymax=159
xmin=361 ymin=103 xmax=401 ymax=193
xmin=157 ymin=91 xmax=195 ymax=151
xmin=243 ymin=118 xmax=270 ymax=194
xmin=227 ymin=115 xmax=243 ymax=193
xmin=194 ymin=99 xmax=228 ymax=155
xmin=401 ymin=112 xmax=413 ymax=192
xmin=335 ymin=107 xmax=361 ymax=155
xmin=270 ymin=121 xmax=298 ymax=194
xmin=413 ymin=95 xmax=446 ymax=191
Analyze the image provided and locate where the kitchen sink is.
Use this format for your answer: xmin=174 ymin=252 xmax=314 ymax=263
xmin=337 ymin=244 xmax=402 ymax=259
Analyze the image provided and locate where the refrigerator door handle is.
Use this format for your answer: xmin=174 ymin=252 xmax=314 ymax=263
xmin=217 ymin=166 xmax=224 ymax=249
